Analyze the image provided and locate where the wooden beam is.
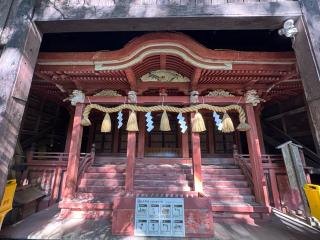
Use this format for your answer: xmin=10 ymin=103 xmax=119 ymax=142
xmin=198 ymin=83 xmax=268 ymax=91
xmin=124 ymin=68 xmax=137 ymax=90
xmin=34 ymin=2 xmax=301 ymax=32
xmin=84 ymin=96 xmax=245 ymax=104
xmin=265 ymin=106 xmax=306 ymax=121
xmin=63 ymin=103 xmax=84 ymax=199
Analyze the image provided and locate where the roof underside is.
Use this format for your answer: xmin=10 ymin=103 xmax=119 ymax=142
xmin=33 ymin=32 xmax=302 ymax=105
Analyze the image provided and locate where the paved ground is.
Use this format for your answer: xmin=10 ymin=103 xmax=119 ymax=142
xmin=0 ymin=205 xmax=319 ymax=239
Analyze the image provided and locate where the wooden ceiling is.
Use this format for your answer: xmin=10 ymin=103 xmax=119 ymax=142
xmin=33 ymin=32 xmax=302 ymax=104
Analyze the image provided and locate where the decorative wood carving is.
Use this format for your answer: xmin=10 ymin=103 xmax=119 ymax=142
xmin=206 ymin=90 xmax=234 ymax=97
xmin=94 ymin=90 xmax=121 ymax=97
xmin=245 ymin=89 xmax=265 ymax=106
xmin=64 ymin=90 xmax=85 ymax=106
xmin=141 ymin=70 xmax=190 ymax=83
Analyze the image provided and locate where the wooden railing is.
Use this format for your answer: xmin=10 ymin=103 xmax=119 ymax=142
xmin=77 ymin=144 xmax=96 ymax=188
xmin=233 ymin=149 xmax=311 ymax=218
xmin=233 ymin=153 xmax=254 ymax=191
xmin=19 ymin=148 xmax=95 ymax=208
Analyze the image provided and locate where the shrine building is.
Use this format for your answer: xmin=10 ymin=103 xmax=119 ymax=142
xmin=0 ymin=0 xmax=320 ymax=238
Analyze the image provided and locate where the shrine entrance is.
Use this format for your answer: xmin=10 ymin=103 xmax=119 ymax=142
xmin=145 ymin=112 xmax=181 ymax=158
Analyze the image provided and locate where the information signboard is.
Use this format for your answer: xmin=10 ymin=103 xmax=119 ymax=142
xmin=134 ymin=198 xmax=185 ymax=237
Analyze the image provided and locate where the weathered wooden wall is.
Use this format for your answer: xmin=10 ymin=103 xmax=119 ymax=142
xmin=293 ymin=1 xmax=320 ymax=154
xmin=0 ymin=0 xmax=42 ymax=200
xmin=33 ymin=1 xmax=301 ymax=32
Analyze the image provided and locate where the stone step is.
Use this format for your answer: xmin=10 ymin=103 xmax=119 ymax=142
xmin=134 ymin=185 xmax=192 ymax=191
xmin=135 ymin=168 xmax=191 ymax=174
xmin=134 ymin=179 xmax=190 ymax=187
xmin=204 ymin=180 xmax=248 ymax=188
xmin=132 ymin=191 xmax=199 ymax=198
xmin=201 ymin=168 xmax=242 ymax=175
xmin=83 ymin=172 xmax=125 ymax=179
xmin=78 ymin=186 xmax=124 ymax=193
xmin=79 ymin=179 xmax=125 ymax=187
xmin=86 ymin=165 xmax=126 ymax=173
xmin=211 ymin=203 xmax=268 ymax=213
xmin=202 ymin=158 xmax=235 ymax=165
xmin=76 ymin=192 xmax=124 ymax=199
xmin=204 ymin=187 xmax=252 ymax=195
xmin=135 ymin=173 xmax=187 ymax=180
xmin=201 ymin=165 xmax=239 ymax=169
xmin=202 ymin=174 xmax=246 ymax=181
xmin=135 ymin=164 xmax=191 ymax=170
xmin=209 ymin=195 xmax=255 ymax=203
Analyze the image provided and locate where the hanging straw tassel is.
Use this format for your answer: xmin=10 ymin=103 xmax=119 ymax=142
xmin=237 ymin=122 xmax=251 ymax=131
xmin=126 ymin=111 xmax=139 ymax=131
xmin=221 ymin=112 xmax=235 ymax=133
xmin=81 ymin=117 xmax=91 ymax=126
xmin=160 ymin=111 xmax=171 ymax=131
xmin=101 ymin=113 xmax=111 ymax=133
xmin=192 ymin=111 xmax=206 ymax=132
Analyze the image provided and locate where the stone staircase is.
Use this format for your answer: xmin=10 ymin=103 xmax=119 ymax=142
xmin=59 ymin=157 xmax=126 ymax=219
xmin=202 ymin=157 xmax=269 ymax=223
xmin=134 ymin=162 xmax=193 ymax=193
xmin=59 ymin=156 xmax=268 ymax=222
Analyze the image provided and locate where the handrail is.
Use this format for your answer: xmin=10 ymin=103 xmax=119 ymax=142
xmin=77 ymin=144 xmax=96 ymax=188
xmin=26 ymin=151 xmax=88 ymax=162
xmin=233 ymin=147 xmax=254 ymax=190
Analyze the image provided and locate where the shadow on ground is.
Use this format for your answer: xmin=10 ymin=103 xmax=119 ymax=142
xmin=0 ymin=204 xmax=319 ymax=239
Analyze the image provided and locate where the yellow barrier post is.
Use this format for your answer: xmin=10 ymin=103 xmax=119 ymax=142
xmin=304 ymin=184 xmax=320 ymax=221
xmin=0 ymin=180 xmax=17 ymax=230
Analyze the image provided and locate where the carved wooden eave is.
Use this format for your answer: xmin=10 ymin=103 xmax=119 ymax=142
xmin=34 ymin=32 xmax=301 ymax=103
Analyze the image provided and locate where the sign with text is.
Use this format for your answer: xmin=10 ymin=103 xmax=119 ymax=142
xmin=134 ymin=198 xmax=185 ymax=237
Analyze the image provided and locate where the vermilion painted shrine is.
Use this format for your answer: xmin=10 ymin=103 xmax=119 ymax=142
xmin=1 ymin=1 xmax=320 ymax=237
xmin=17 ymin=32 xmax=310 ymax=235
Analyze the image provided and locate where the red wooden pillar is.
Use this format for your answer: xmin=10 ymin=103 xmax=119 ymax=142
xmin=181 ymin=114 xmax=189 ymax=158
xmin=125 ymin=132 xmax=137 ymax=191
xmin=245 ymin=104 xmax=269 ymax=206
xmin=191 ymin=113 xmax=203 ymax=193
xmin=64 ymin=110 xmax=75 ymax=152
xmin=255 ymin=106 xmax=266 ymax=154
xmin=137 ymin=112 xmax=145 ymax=158
xmin=63 ymin=103 xmax=84 ymax=199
